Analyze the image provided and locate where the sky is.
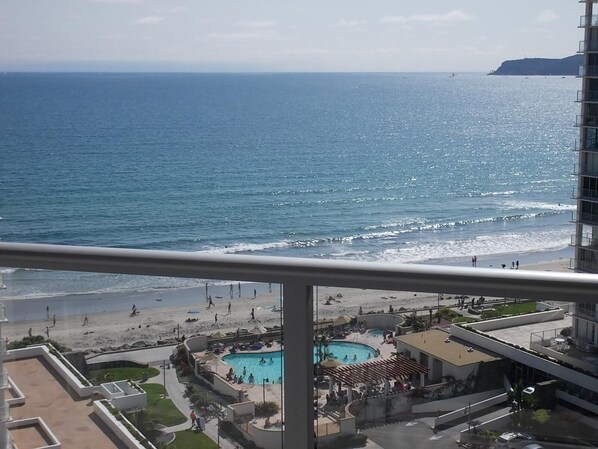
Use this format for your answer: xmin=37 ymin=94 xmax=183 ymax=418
xmin=0 ymin=0 xmax=586 ymax=72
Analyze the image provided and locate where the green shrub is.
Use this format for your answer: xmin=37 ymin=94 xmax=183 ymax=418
xmin=254 ymin=401 xmax=279 ymax=418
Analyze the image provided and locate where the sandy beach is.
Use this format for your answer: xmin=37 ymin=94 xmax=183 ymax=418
xmin=2 ymin=258 xmax=572 ymax=352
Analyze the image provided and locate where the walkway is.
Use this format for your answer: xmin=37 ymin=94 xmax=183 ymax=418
xmin=90 ymin=346 xmax=237 ymax=448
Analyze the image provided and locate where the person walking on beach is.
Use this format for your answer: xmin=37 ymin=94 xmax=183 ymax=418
xmin=228 ymin=301 xmax=231 ymax=315
xmin=230 ymin=283 xmax=233 ymax=299
xmin=83 ymin=316 xmax=88 ymax=326
xmin=28 ymin=327 xmax=32 ymax=338
xmin=45 ymin=326 xmax=49 ymax=338
xmin=46 ymin=305 xmax=50 ymax=321
xmin=238 ymin=282 xmax=241 ymax=298
xmin=207 ymin=296 xmax=214 ymax=309
xmin=52 ymin=315 xmax=56 ymax=327
xmin=249 ymin=308 xmax=255 ymax=322
xmin=253 ymin=289 xmax=257 ymax=299
xmin=516 ymin=260 xmax=519 ymax=269
xmin=214 ymin=313 xmax=218 ymax=326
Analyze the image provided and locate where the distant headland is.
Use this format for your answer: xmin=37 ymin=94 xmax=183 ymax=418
xmin=489 ymin=54 xmax=582 ymax=76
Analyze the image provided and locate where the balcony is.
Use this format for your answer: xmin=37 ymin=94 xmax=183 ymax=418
xmin=579 ymin=65 xmax=598 ymax=77
xmin=1 ymin=242 xmax=598 ymax=449
xmin=576 ymin=114 xmax=598 ymax=127
xmin=572 ymin=187 xmax=598 ymax=200
xmin=579 ymin=40 xmax=598 ymax=52
xmin=580 ymin=15 xmax=598 ymax=27
xmin=571 ymin=233 xmax=598 ymax=249
xmin=577 ymin=90 xmax=598 ymax=102
xmin=574 ymin=139 xmax=598 ymax=151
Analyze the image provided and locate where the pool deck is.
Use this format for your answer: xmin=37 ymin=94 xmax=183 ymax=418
xmin=193 ymin=330 xmax=397 ymax=430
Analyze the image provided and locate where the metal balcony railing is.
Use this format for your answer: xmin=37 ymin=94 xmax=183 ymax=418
xmin=577 ymin=90 xmax=598 ymax=102
xmin=574 ymin=139 xmax=598 ymax=151
xmin=573 ymin=187 xmax=598 ymax=200
xmin=576 ymin=114 xmax=598 ymax=127
xmin=579 ymin=65 xmax=598 ymax=77
xmin=579 ymin=40 xmax=598 ymax=52
xmin=573 ymin=163 xmax=598 ymax=176
xmin=571 ymin=233 xmax=598 ymax=248
xmin=0 ymin=404 xmax=9 ymax=422
xmin=2 ymin=242 xmax=598 ymax=448
xmin=580 ymin=15 xmax=598 ymax=27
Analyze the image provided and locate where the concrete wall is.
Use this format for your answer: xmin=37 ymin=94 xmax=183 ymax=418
xmin=556 ymin=390 xmax=598 ymax=415
xmin=100 ymin=381 xmax=147 ymax=410
xmin=434 ymin=392 xmax=507 ymax=427
xmin=7 ymin=377 xmax=25 ymax=406
xmin=213 ymin=374 xmax=245 ymax=401
xmin=184 ymin=335 xmax=208 ymax=357
xmin=93 ymin=401 xmax=158 ymax=449
xmin=7 ymin=417 xmax=61 ymax=449
xmin=7 ymin=345 xmax=95 ymax=397
xmin=227 ymin=401 xmax=255 ymax=422
xmin=357 ymin=314 xmax=404 ymax=330
xmin=467 ymin=308 xmax=564 ymax=332
xmin=413 ymin=389 xmax=504 ymax=415
xmin=350 ymin=392 xmax=411 ymax=426
xmin=451 ymin=324 xmax=598 ymax=394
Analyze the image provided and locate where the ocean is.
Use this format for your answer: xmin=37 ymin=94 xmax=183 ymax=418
xmin=0 ymin=72 xmax=580 ymax=301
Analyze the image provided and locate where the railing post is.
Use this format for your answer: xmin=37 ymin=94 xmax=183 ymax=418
xmin=283 ymin=281 xmax=314 ymax=449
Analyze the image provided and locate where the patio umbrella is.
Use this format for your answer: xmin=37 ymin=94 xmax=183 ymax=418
xmin=249 ymin=326 xmax=268 ymax=335
xmin=333 ymin=315 xmax=353 ymax=326
xmin=210 ymin=331 xmax=227 ymax=339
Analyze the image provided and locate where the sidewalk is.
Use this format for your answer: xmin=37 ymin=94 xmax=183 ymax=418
xmin=151 ymin=362 xmax=238 ymax=449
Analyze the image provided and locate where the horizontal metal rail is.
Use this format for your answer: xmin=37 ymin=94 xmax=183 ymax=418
xmin=1 ymin=242 xmax=598 ymax=302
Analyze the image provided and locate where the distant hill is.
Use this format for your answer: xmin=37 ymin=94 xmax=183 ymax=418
xmin=489 ymin=55 xmax=582 ymax=76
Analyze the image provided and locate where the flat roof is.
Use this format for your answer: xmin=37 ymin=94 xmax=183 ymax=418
xmin=5 ymin=356 xmax=127 ymax=449
xmin=397 ymin=329 xmax=500 ymax=367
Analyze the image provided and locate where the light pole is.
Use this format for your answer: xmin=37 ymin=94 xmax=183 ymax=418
xmin=467 ymin=402 xmax=471 ymax=433
xmin=262 ymin=378 xmax=266 ymax=403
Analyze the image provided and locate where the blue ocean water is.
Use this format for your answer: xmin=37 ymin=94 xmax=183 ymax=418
xmin=0 ymin=73 xmax=580 ymax=300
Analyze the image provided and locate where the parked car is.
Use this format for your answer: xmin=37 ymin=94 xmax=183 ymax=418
xmin=495 ymin=432 xmax=536 ymax=448
xmin=522 ymin=444 xmax=544 ymax=449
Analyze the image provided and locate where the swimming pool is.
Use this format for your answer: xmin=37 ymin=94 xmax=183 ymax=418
xmin=367 ymin=328 xmax=390 ymax=337
xmin=222 ymin=341 xmax=376 ymax=384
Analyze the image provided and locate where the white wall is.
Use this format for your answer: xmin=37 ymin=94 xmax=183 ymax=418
xmin=451 ymin=324 xmax=598 ymax=394
xmin=468 ymin=308 xmax=564 ymax=332
xmin=93 ymin=401 xmax=157 ymax=449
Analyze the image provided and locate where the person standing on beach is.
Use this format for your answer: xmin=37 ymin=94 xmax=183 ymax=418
xmin=214 ymin=313 xmax=218 ymax=326
xmin=45 ymin=326 xmax=49 ymax=338
xmin=230 ymin=284 xmax=233 ymax=299
xmin=516 ymin=260 xmax=519 ymax=269
xmin=52 ymin=315 xmax=56 ymax=327
xmin=46 ymin=305 xmax=50 ymax=321
xmin=253 ymin=289 xmax=257 ymax=299
xmin=28 ymin=328 xmax=32 ymax=338
xmin=249 ymin=308 xmax=255 ymax=322
xmin=228 ymin=301 xmax=231 ymax=315
xmin=238 ymin=282 xmax=241 ymax=298
xmin=83 ymin=316 xmax=88 ymax=326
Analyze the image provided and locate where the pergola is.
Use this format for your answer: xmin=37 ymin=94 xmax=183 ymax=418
xmin=322 ymin=356 xmax=428 ymax=401
xmin=323 ymin=356 xmax=428 ymax=386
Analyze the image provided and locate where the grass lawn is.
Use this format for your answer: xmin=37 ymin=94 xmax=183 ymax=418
xmin=164 ymin=430 xmax=219 ymax=449
xmin=142 ymin=383 xmax=187 ymax=427
xmin=88 ymin=366 xmax=160 ymax=385
xmin=496 ymin=301 xmax=536 ymax=315
xmin=452 ymin=316 xmax=479 ymax=324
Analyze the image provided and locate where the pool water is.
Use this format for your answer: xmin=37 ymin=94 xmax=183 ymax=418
xmin=367 ymin=328 xmax=390 ymax=337
xmin=222 ymin=341 xmax=376 ymax=384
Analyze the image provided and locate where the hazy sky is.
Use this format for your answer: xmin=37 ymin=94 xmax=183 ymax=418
xmin=0 ymin=0 xmax=585 ymax=72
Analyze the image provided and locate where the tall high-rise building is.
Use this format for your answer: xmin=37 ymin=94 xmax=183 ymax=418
xmin=574 ymin=0 xmax=598 ymax=351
